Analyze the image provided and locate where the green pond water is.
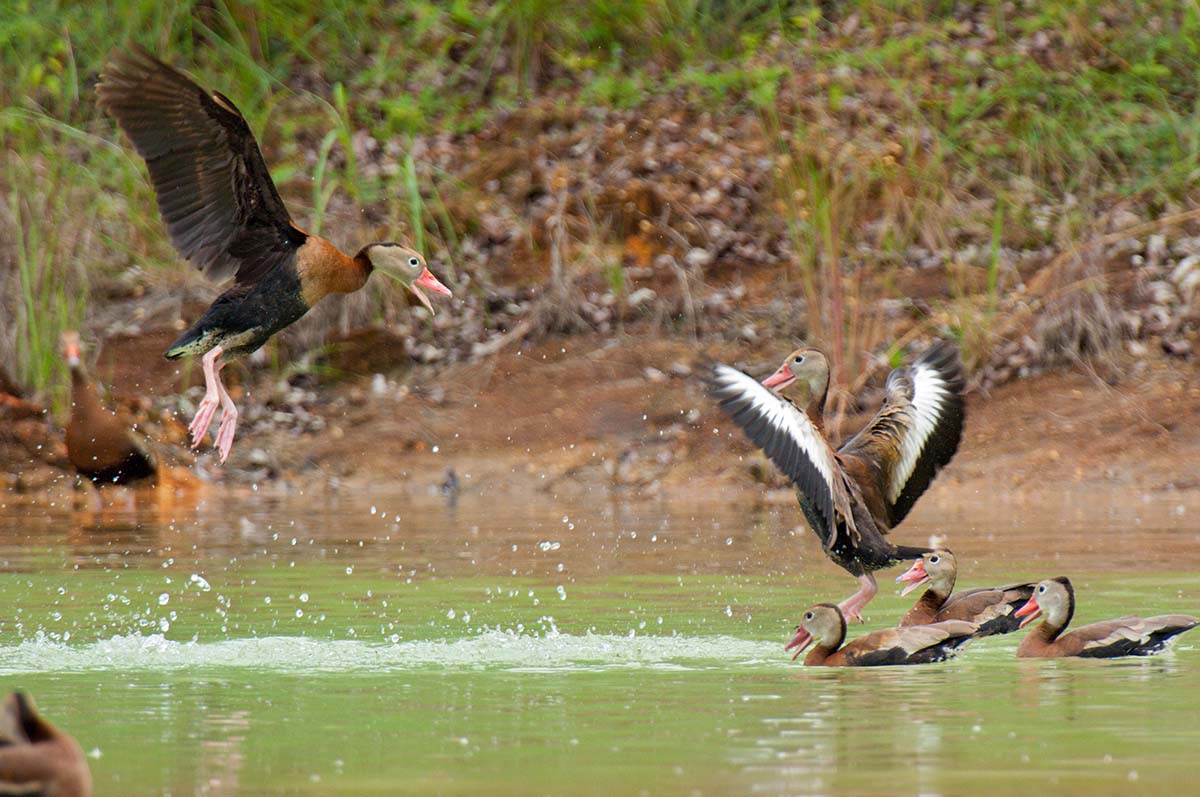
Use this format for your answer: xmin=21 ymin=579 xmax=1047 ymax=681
xmin=0 ymin=486 xmax=1198 ymax=796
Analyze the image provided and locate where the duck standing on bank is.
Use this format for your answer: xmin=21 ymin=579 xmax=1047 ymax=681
xmin=62 ymin=331 xmax=157 ymax=488
xmin=897 ymin=549 xmax=1035 ymax=636
xmin=97 ymin=45 xmax=452 ymax=463
xmin=790 ymin=603 xmax=976 ymax=666
xmin=708 ymin=342 xmax=965 ymax=656
xmin=1015 ymin=577 xmax=1199 ymax=658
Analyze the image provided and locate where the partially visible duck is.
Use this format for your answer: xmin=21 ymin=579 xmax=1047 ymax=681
xmin=97 ymin=45 xmax=452 ymax=463
xmin=791 ymin=603 xmax=976 ymax=666
xmin=897 ymin=549 xmax=1035 ymax=636
xmin=62 ymin=331 xmax=157 ymax=488
xmin=708 ymin=341 xmax=965 ymax=654
xmin=1016 ymin=577 xmax=1199 ymax=658
xmin=0 ymin=692 xmax=91 ymax=797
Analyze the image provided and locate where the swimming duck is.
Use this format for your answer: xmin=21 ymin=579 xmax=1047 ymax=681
xmin=897 ymin=549 xmax=1034 ymax=636
xmin=709 ymin=341 xmax=965 ymax=655
xmin=1015 ymin=577 xmax=1199 ymax=658
xmin=97 ymin=45 xmax=452 ymax=462
xmin=0 ymin=692 xmax=91 ymax=797
xmin=791 ymin=603 xmax=976 ymax=666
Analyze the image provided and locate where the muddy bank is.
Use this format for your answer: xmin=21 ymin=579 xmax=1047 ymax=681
xmin=5 ymin=331 xmax=1198 ymax=508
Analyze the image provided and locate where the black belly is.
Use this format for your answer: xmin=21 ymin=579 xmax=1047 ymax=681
xmin=798 ymin=491 xmax=908 ymax=576
xmin=80 ymin=449 xmax=156 ymax=486
xmin=165 ymin=267 xmax=311 ymax=360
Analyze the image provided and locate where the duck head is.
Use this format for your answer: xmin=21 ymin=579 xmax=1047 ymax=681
xmin=1016 ymin=576 xmax=1074 ymax=629
xmin=362 ymin=243 xmax=452 ymax=313
xmin=762 ymin=348 xmax=829 ymax=393
xmin=897 ymin=549 xmax=957 ymax=597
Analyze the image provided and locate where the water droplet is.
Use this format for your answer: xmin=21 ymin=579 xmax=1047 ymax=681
xmin=299 ymin=593 xmax=309 ymax=603
xmin=157 ymin=593 xmax=170 ymax=606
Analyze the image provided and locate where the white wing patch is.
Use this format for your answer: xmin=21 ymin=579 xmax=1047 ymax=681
xmin=710 ymin=365 xmax=837 ymax=494
xmin=888 ymin=361 xmax=954 ymax=504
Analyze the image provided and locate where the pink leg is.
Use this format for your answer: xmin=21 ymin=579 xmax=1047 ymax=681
xmin=837 ymin=573 xmax=878 ymax=624
xmin=189 ymin=346 xmax=225 ymax=449
xmin=785 ymin=573 xmax=880 ymax=659
xmin=213 ymin=362 xmax=239 ymax=464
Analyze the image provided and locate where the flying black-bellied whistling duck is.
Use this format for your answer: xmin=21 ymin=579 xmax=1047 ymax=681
xmin=97 ymin=45 xmax=452 ymax=463
xmin=708 ymin=342 xmax=965 ymax=656
xmin=791 ymin=603 xmax=976 ymax=667
xmin=1015 ymin=577 xmax=1199 ymax=658
xmin=0 ymin=692 xmax=92 ymax=797
xmin=896 ymin=549 xmax=1035 ymax=636
xmin=62 ymin=331 xmax=157 ymax=488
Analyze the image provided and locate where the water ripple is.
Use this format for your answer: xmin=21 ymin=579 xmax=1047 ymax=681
xmin=0 ymin=631 xmax=786 ymax=674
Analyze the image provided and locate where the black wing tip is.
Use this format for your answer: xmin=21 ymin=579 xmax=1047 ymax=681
xmin=915 ymin=340 xmax=966 ymax=391
xmin=99 ymin=42 xmax=166 ymax=82
xmin=703 ymin=361 xmax=746 ymax=400
xmin=98 ymin=43 xmax=195 ymax=112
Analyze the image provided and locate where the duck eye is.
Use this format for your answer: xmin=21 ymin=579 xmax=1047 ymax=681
xmin=804 ymin=612 xmax=813 ymax=621
xmin=793 ymin=355 xmax=804 ymax=364
xmin=1038 ymin=585 xmax=1046 ymax=593
xmin=930 ymin=555 xmax=939 ymax=564
xmin=408 ymin=257 xmax=420 ymax=268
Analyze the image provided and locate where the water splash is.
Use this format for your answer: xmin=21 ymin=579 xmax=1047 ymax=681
xmin=0 ymin=631 xmax=785 ymax=675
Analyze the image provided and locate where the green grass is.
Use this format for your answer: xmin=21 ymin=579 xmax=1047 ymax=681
xmin=3 ymin=0 xmax=1199 ymax=399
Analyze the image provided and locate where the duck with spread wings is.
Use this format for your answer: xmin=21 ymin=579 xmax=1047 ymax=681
xmin=97 ymin=45 xmax=452 ymax=463
xmin=708 ymin=341 xmax=965 ymax=657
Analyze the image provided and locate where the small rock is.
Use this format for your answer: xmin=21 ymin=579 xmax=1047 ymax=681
xmin=627 ymin=287 xmax=657 ymax=307
xmin=1162 ymin=338 xmax=1193 ymax=358
xmin=669 ymin=362 xmax=692 ymax=378
xmin=684 ymin=248 xmax=713 ymax=269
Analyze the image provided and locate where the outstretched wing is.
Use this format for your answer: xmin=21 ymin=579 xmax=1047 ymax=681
xmin=707 ymin=363 xmax=843 ymax=538
xmin=97 ymin=44 xmax=305 ymax=285
xmin=840 ymin=342 xmax=965 ymax=526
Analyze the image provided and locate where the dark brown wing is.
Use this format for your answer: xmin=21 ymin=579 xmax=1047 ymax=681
xmin=939 ymin=582 xmax=1035 ymax=635
xmin=1071 ymin=615 xmax=1199 ymax=657
xmin=839 ymin=342 xmax=965 ymax=526
xmin=842 ymin=620 xmax=976 ymax=665
xmin=97 ymin=44 xmax=304 ymax=285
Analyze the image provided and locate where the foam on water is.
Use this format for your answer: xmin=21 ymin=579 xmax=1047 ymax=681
xmin=0 ymin=631 xmax=786 ymax=674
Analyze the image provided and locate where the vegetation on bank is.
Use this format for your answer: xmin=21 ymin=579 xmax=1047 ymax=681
xmin=2 ymin=1 xmax=1199 ymax=412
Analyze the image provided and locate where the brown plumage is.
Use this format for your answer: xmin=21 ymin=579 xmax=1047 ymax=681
xmin=708 ymin=342 xmax=965 ymax=656
xmin=0 ymin=692 xmax=91 ymax=797
xmin=1016 ymin=577 xmax=1199 ymax=658
xmin=792 ymin=603 xmax=976 ymax=666
xmin=897 ymin=549 xmax=1035 ymax=636
xmin=96 ymin=45 xmax=451 ymax=463
xmin=62 ymin=332 xmax=156 ymax=487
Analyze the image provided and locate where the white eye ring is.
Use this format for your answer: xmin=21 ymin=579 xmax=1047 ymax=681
xmin=1038 ymin=585 xmax=1046 ymax=593
xmin=930 ymin=555 xmax=940 ymax=564
xmin=408 ymin=257 xmax=420 ymax=268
